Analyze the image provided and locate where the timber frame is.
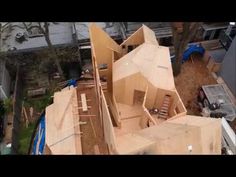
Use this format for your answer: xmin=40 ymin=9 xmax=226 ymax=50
xmin=42 ymin=23 xmax=221 ymax=155
xmin=89 ymin=23 xmax=221 ymax=154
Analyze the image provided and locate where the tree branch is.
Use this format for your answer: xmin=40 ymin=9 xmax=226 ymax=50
xmin=187 ymin=22 xmax=202 ymax=42
xmin=37 ymin=22 xmax=46 ymax=35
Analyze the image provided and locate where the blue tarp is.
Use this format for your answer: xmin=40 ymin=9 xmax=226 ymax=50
xmin=182 ymin=44 xmax=205 ymax=62
xmin=32 ymin=113 xmax=45 ymax=155
xmin=67 ymin=79 xmax=77 ymax=87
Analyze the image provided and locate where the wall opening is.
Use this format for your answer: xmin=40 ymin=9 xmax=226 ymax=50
xmin=133 ymin=90 xmax=145 ymax=105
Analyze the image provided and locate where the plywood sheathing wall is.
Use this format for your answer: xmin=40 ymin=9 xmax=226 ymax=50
xmin=168 ymin=90 xmax=187 ymax=119
xmin=142 ymin=25 xmax=159 ymax=45
xmin=152 ymin=88 xmax=186 ymax=118
xmin=113 ymin=44 xmax=175 ymax=93
xmin=140 ymin=87 xmax=158 ymax=128
xmin=89 ymin=23 xmax=122 ymax=127
xmin=120 ymin=26 xmax=145 ymax=55
xmin=114 ymin=72 xmax=148 ymax=105
xmin=120 ymin=25 xmax=159 ymax=55
xmin=89 ymin=23 xmax=122 ymax=95
xmin=101 ymin=91 xmax=117 ymax=154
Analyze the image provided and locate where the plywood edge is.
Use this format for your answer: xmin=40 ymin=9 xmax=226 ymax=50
xmin=101 ymin=91 xmax=118 ymax=151
xmin=142 ymin=25 xmax=159 ymax=45
xmin=120 ymin=26 xmax=144 ymax=46
xmin=89 ymin=23 xmax=121 ymax=53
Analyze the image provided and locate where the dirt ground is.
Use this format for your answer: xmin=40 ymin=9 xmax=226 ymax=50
xmin=174 ymin=57 xmax=236 ymax=133
xmin=174 ymin=57 xmax=217 ymax=115
xmin=77 ymin=80 xmax=108 ymax=154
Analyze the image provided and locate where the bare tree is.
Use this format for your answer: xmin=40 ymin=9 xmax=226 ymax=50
xmin=171 ymin=22 xmax=202 ymax=76
xmin=23 ymin=22 xmax=64 ymax=77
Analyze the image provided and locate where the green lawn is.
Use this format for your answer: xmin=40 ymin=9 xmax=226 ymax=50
xmin=18 ymin=123 xmax=36 ymax=154
xmin=24 ymin=92 xmax=53 ymax=112
xmin=18 ymin=92 xmax=52 ymax=154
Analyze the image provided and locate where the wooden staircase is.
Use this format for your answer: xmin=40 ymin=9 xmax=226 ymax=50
xmin=158 ymin=95 xmax=171 ymax=120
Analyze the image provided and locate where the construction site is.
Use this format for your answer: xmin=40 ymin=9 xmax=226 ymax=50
xmin=0 ymin=22 xmax=235 ymax=155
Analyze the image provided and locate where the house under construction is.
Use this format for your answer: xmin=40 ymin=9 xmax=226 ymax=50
xmin=40 ymin=23 xmax=221 ymax=155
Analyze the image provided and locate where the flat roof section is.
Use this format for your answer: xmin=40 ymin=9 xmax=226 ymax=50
xmin=1 ymin=22 xmax=74 ymax=52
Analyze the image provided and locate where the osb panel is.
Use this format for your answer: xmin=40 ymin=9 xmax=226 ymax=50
xmin=155 ymin=125 xmax=202 ymax=154
xmin=137 ymin=122 xmax=203 ymax=154
xmin=113 ymin=78 xmax=125 ymax=103
xmin=116 ymin=103 xmax=143 ymax=120
xmin=142 ymin=25 xmax=159 ymax=45
xmin=121 ymin=26 xmax=145 ymax=55
xmin=89 ymin=23 xmax=122 ymax=94
xmin=123 ymin=73 xmax=148 ymax=105
xmin=45 ymin=88 xmax=81 ymax=154
xmin=115 ymin=133 xmax=156 ymax=154
xmin=145 ymin=82 xmax=158 ymax=109
xmin=200 ymin=123 xmax=221 ymax=154
xmin=101 ymin=91 xmax=117 ymax=152
xmin=114 ymin=117 xmax=142 ymax=137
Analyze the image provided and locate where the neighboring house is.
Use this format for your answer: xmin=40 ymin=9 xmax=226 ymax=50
xmin=74 ymin=22 xmax=123 ymax=47
xmin=201 ymin=23 xmax=229 ymax=41
xmin=0 ymin=60 xmax=10 ymax=100
xmin=0 ymin=22 xmax=75 ymax=53
xmin=219 ymin=36 xmax=236 ymax=97
xmin=124 ymin=22 xmax=231 ymax=46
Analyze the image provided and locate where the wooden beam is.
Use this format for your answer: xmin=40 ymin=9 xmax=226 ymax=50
xmin=79 ymin=121 xmax=87 ymax=125
xmin=78 ymin=106 xmax=91 ymax=109
xmin=23 ymin=107 xmax=29 ymax=128
xmin=89 ymin=115 xmax=97 ymax=138
xmin=79 ymin=115 xmax=96 ymax=117
xmin=79 ymin=99 xmax=91 ymax=102
xmin=81 ymin=93 xmax=88 ymax=112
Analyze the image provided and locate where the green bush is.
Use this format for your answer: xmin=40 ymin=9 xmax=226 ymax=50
xmin=3 ymin=98 xmax=13 ymax=114
xmin=24 ymin=92 xmax=53 ymax=112
xmin=0 ymin=100 xmax=5 ymax=116
xmin=18 ymin=123 xmax=36 ymax=154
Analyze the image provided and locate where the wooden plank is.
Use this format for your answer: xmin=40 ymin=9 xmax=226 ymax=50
xmin=27 ymin=87 xmax=46 ymax=97
xmin=89 ymin=116 xmax=97 ymax=138
xmin=78 ymin=115 xmax=96 ymax=117
xmin=79 ymin=99 xmax=91 ymax=102
xmin=89 ymin=23 xmax=122 ymax=96
xmin=101 ymin=91 xmax=117 ymax=153
xmin=80 ymin=93 xmax=88 ymax=112
xmin=94 ymin=144 xmax=100 ymax=154
xmin=23 ymin=107 xmax=29 ymax=128
xmin=78 ymin=106 xmax=91 ymax=109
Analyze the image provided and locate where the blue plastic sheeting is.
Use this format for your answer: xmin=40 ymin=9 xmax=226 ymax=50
xmin=32 ymin=113 xmax=45 ymax=155
xmin=182 ymin=44 xmax=205 ymax=62
xmin=67 ymin=79 xmax=77 ymax=87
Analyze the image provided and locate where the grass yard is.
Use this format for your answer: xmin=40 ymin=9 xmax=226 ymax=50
xmin=18 ymin=122 xmax=36 ymax=154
